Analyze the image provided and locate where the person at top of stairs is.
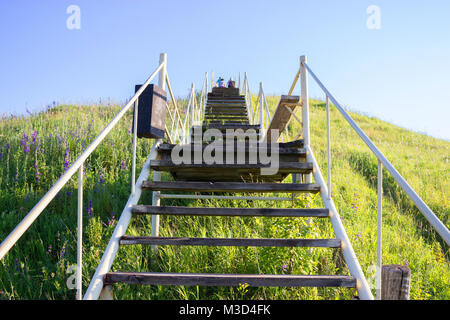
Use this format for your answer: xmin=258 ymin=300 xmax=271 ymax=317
xmin=217 ymin=77 xmax=225 ymax=87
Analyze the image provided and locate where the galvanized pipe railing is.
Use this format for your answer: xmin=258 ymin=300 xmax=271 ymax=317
xmin=0 ymin=53 xmax=168 ymax=300
xmin=296 ymin=57 xmax=450 ymax=300
xmin=302 ymin=61 xmax=450 ymax=246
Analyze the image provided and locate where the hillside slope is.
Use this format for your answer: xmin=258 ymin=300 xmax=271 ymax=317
xmin=0 ymin=100 xmax=448 ymax=300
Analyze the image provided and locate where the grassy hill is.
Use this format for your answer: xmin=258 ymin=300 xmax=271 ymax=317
xmin=0 ymin=98 xmax=448 ymax=300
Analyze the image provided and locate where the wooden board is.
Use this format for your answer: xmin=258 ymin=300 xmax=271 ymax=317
xmin=150 ymin=160 xmax=313 ymax=173
xmin=131 ymin=205 xmax=330 ymax=217
xmin=141 ymin=181 xmax=319 ymax=193
xmin=119 ymin=236 xmax=341 ymax=248
xmin=265 ymin=95 xmax=303 ymax=142
xmin=104 ymin=272 xmax=356 ymax=288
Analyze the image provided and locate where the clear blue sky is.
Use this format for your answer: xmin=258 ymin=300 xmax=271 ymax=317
xmin=1 ymin=0 xmax=449 ymax=140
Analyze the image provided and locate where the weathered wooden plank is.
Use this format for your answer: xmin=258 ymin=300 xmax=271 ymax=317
xmin=157 ymin=143 xmax=307 ymax=156
xmin=265 ymin=95 xmax=303 ymax=142
xmin=131 ymin=205 xmax=330 ymax=217
xmin=141 ymin=181 xmax=319 ymax=193
xmin=119 ymin=236 xmax=340 ymax=248
xmin=104 ymin=272 xmax=356 ymax=288
xmin=280 ymin=140 xmax=304 ymax=148
xmin=196 ymin=124 xmax=261 ymax=130
xmin=381 ymin=265 xmax=411 ymax=300
xmin=150 ymin=160 xmax=313 ymax=173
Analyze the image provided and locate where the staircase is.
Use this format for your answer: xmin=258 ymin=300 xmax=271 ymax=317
xmin=101 ymin=87 xmax=359 ymax=297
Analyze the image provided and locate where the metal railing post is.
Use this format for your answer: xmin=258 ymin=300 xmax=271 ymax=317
xmin=131 ymin=99 xmax=138 ymax=194
xmin=300 ymin=55 xmax=312 ymax=183
xmin=76 ymin=164 xmax=83 ymax=300
xmin=151 ymin=53 xmax=166 ymax=245
xmin=377 ymin=160 xmax=383 ymax=300
xmin=259 ymin=82 xmax=264 ymax=136
xmin=326 ymin=95 xmax=331 ymax=200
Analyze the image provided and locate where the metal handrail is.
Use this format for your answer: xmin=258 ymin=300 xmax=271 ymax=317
xmin=302 ymin=61 xmax=450 ymax=246
xmin=0 ymin=61 xmax=166 ymax=261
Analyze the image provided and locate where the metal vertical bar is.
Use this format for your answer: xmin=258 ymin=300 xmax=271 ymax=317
xmin=300 ymin=55 xmax=312 ymax=183
xmin=326 ymin=95 xmax=331 ymax=200
xmin=131 ymin=100 xmax=138 ymax=194
xmin=377 ymin=159 xmax=383 ymax=300
xmin=259 ymin=82 xmax=264 ymax=136
xmin=76 ymin=164 xmax=83 ymax=300
xmin=151 ymin=53 xmax=166 ymax=245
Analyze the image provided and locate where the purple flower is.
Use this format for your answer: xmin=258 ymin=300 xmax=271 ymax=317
xmin=47 ymin=245 xmax=52 ymax=254
xmin=32 ymin=130 xmax=38 ymax=145
xmin=87 ymin=200 xmax=94 ymax=217
xmin=64 ymin=148 xmax=70 ymax=171
xmin=355 ymin=232 xmax=362 ymax=241
xmin=404 ymin=260 xmax=409 ymax=267
xmin=121 ymin=160 xmax=128 ymax=171
xmin=24 ymin=146 xmax=30 ymax=153
xmin=0 ymin=153 xmax=2 ymax=160
xmin=23 ymin=133 xmax=28 ymax=142
xmin=99 ymin=173 xmax=105 ymax=184
xmin=34 ymin=161 xmax=42 ymax=183
xmin=59 ymin=244 xmax=66 ymax=258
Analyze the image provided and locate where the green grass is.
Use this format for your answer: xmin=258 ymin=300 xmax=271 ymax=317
xmin=0 ymin=98 xmax=448 ymax=300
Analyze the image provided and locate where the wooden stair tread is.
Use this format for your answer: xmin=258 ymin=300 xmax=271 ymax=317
xmin=150 ymin=160 xmax=313 ymax=173
xmin=198 ymin=124 xmax=260 ymax=130
xmin=142 ymin=181 xmax=318 ymax=193
xmin=131 ymin=205 xmax=330 ymax=217
xmin=120 ymin=236 xmax=340 ymax=247
xmin=104 ymin=272 xmax=356 ymax=288
xmin=157 ymin=143 xmax=307 ymax=154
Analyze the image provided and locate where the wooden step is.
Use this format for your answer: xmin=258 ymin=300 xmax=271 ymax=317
xmin=204 ymin=115 xmax=248 ymax=118
xmin=131 ymin=205 xmax=330 ymax=218
xmin=205 ymin=110 xmax=248 ymax=118
xmin=157 ymin=140 xmax=307 ymax=158
xmin=150 ymin=160 xmax=313 ymax=174
xmin=119 ymin=236 xmax=340 ymax=248
xmin=104 ymin=272 xmax=357 ymax=288
xmin=142 ymin=181 xmax=318 ymax=193
xmin=198 ymin=124 xmax=260 ymax=131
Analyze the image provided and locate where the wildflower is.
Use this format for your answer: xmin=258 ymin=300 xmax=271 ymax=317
xmin=121 ymin=160 xmax=128 ymax=171
xmin=24 ymin=146 xmax=30 ymax=153
xmin=32 ymin=130 xmax=38 ymax=145
xmin=23 ymin=132 xmax=28 ymax=142
xmin=99 ymin=173 xmax=105 ymax=184
xmin=59 ymin=244 xmax=66 ymax=258
xmin=355 ymin=232 xmax=362 ymax=241
xmin=0 ymin=153 xmax=2 ymax=160
xmin=87 ymin=200 xmax=94 ymax=217
xmin=404 ymin=260 xmax=409 ymax=267
xmin=64 ymin=148 xmax=70 ymax=171
xmin=14 ymin=258 xmax=20 ymax=272
xmin=34 ymin=161 xmax=42 ymax=183
xmin=47 ymin=245 xmax=52 ymax=254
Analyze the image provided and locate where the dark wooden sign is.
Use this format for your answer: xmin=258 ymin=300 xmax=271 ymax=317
xmin=133 ymin=84 xmax=167 ymax=139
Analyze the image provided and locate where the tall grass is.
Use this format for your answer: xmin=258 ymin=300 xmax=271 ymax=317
xmin=0 ymin=98 xmax=448 ymax=300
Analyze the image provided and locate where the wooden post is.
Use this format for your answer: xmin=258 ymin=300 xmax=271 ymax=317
xmin=99 ymin=285 xmax=114 ymax=300
xmin=381 ymin=265 xmax=411 ymax=300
